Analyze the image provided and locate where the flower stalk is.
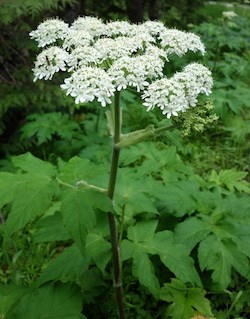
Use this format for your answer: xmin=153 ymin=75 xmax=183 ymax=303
xmin=107 ymin=91 xmax=126 ymax=319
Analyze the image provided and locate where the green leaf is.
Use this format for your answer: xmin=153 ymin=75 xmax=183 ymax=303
xmin=160 ymin=279 xmax=213 ymax=319
xmin=5 ymin=175 xmax=59 ymax=236
xmin=21 ymin=112 xmax=81 ymax=145
xmin=86 ymin=232 xmax=111 ymax=273
xmin=0 ymin=172 xmax=20 ymax=207
xmin=37 ymin=244 xmax=88 ymax=286
xmin=132 ymin=251 xmax=160 ymax=298
xmin=59 ymin=156 xmax=107 ymax=188
xmin=115 ymin=170 xmax=159 ymax=221
xmin=156 ymin=180 xmax=198 ymax=217
xmin=175 ymin=216 xmax=212 ymax=252
xmin=11 ymin=152 xmax=56 ymax=177
xmin=208 ymin=169 xmax=250 ymax=193
xmin=154 ymin=231 xmax=201 ymax=286
xmin=33 ymin=212 xmax=71 ymax=243
xmin=60 ymin=188 xmax=111 ymax=255
xmin=198 ymin=235 xmax=250 ymax=289
xmin=0 ymin=285 xmax=28 ymax=318
xmin=8 ymin=283 xmax=84 ymax=319
xmin=121 ymin=220 xmax=201 ymax=294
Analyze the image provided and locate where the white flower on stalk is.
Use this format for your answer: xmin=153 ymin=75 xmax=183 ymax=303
xmin=33 ymin=47 xmax=69 ymax=81
xmin=142 ymin=63 xmax=213 ymax=118
xmin=29 ymin=19 xmax=69 ymax=47
xmin=60 ymin=66 xmax=115 ymax=106
xmin=159 ymin=29 xmax=205 ymax=56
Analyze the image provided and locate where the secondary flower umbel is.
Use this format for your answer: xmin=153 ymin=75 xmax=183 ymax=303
xmin=30 ymin=16 xmax=213 ymax=117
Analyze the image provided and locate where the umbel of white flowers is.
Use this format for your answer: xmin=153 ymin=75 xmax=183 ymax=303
xmin=30 ymin=17 xmax=213 ymax=118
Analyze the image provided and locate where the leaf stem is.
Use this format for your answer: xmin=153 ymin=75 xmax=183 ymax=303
xmin=107 ymin=91 xmax=126 ymax=319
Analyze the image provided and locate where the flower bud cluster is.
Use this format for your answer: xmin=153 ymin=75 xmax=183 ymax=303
xmin=30 ymin=16 xmax=212 ymax=116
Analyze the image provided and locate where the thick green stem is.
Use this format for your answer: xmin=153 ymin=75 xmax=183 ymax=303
xmin=107 ymin=91 xmax=126 ymax=319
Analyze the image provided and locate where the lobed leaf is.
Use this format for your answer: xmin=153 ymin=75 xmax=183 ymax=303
xmin=37 ymin=244 xmax=88 ymax=286
xmin=160 ymin=279 xmax=213 ymax=319
xmin=5 ymin=175 xmax=59 ymax=236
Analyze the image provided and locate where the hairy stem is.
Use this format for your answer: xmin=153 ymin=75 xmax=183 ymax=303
xmin=107 ymin=91 xmax=126 ymax=319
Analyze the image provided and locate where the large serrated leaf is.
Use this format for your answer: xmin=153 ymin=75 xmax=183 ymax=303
xmin=154 ymin=231 xmax=201 ymax=286
xmin=175 ymin=216 xmax=212 ymax=252
xmin=59 ymin=156 xmax=107 ymax=188
xmin=37 ymin=244 xmax=88 ymax=286
xmin=33 ymin=212 xmax=71 ymax=243
xmin=60 ymin=188 xmax=111 ymax=255
xmin=115 ymin=170 xmax=159 ymax=221
xmin=122 ymin=220 xmax=201 ymax=291
xmin=208 ymin=169 xmax=250 ymax=193
xmin=5 ymin=176 xmax=59 ymax=236
xmin=0 ymin=285 xmax=28 ymax=318
xmin=0 ymin=172 xmax=21 ymax=207
xmin=132 ymin=251 xmax=160 ymax=298
xmin=198 ymin=235 xmax=250 ymax=289
xmin=11 ymin=152 xmax=56 ymax=177
xmin=86 ymin=232 xmax=111 ymax=273
xmin=160 ymin=279 xmax=213 ymax=319
xmin=7 ymin=283 xmax=84 ymax=319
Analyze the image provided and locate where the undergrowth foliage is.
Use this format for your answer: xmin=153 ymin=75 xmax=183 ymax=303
xmin=0 ymin=144 xmax=250 ymax=318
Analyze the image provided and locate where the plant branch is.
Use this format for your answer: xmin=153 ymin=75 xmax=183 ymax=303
xmin=107 ymin=91 xmax=126 ymax=319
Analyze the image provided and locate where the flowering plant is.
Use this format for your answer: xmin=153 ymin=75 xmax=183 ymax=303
xmin=30 ymin=16 xmax=213 ymax=319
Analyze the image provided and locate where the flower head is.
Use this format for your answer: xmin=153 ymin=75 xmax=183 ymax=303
xmin=142 ymin=63 xmax=213 ymax=118
xmin=30 ymin=16 xmax=212 ymax=115
xmin=70 ymin=16 xmax=106 ymax=37
xmin=33 ymin=47 xmax=69 ymax=81
xmin=60 ymin=66 xmax=115 ymax=106
xmin=29 ymin=19 xmax=69 ymax=47
xmin=159 ymin=29 xmax=205 ymax=56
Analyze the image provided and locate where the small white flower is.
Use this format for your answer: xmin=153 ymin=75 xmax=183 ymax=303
xmin=29 ymin=19 xmax=69 ymax=47
xmin=33 ymin=47 xmax=69 ymax=81
xmin=60 ymin=66 xmax=115 ymax=106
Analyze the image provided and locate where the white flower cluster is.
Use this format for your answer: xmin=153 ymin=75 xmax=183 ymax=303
xmin=159 ymin=29 xmax=205 ymax=56
xmin=30 ymin=16 xmax=212 ymax=116
xmin=33 ymin=47 xmax=69 ymax=80
xmin=61 ymin=66 xmax=115 ymax=106
xmin=142 ymin=63 xmax=213 ymax=118
xmin=29 ymin=19 xmax=69 ymax=47
xmin=222 ymin=11 xmax=238 ymax=19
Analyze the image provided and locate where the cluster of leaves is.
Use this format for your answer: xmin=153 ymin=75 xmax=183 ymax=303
xmin=0 ymin=139 xmax=250 ymax=318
